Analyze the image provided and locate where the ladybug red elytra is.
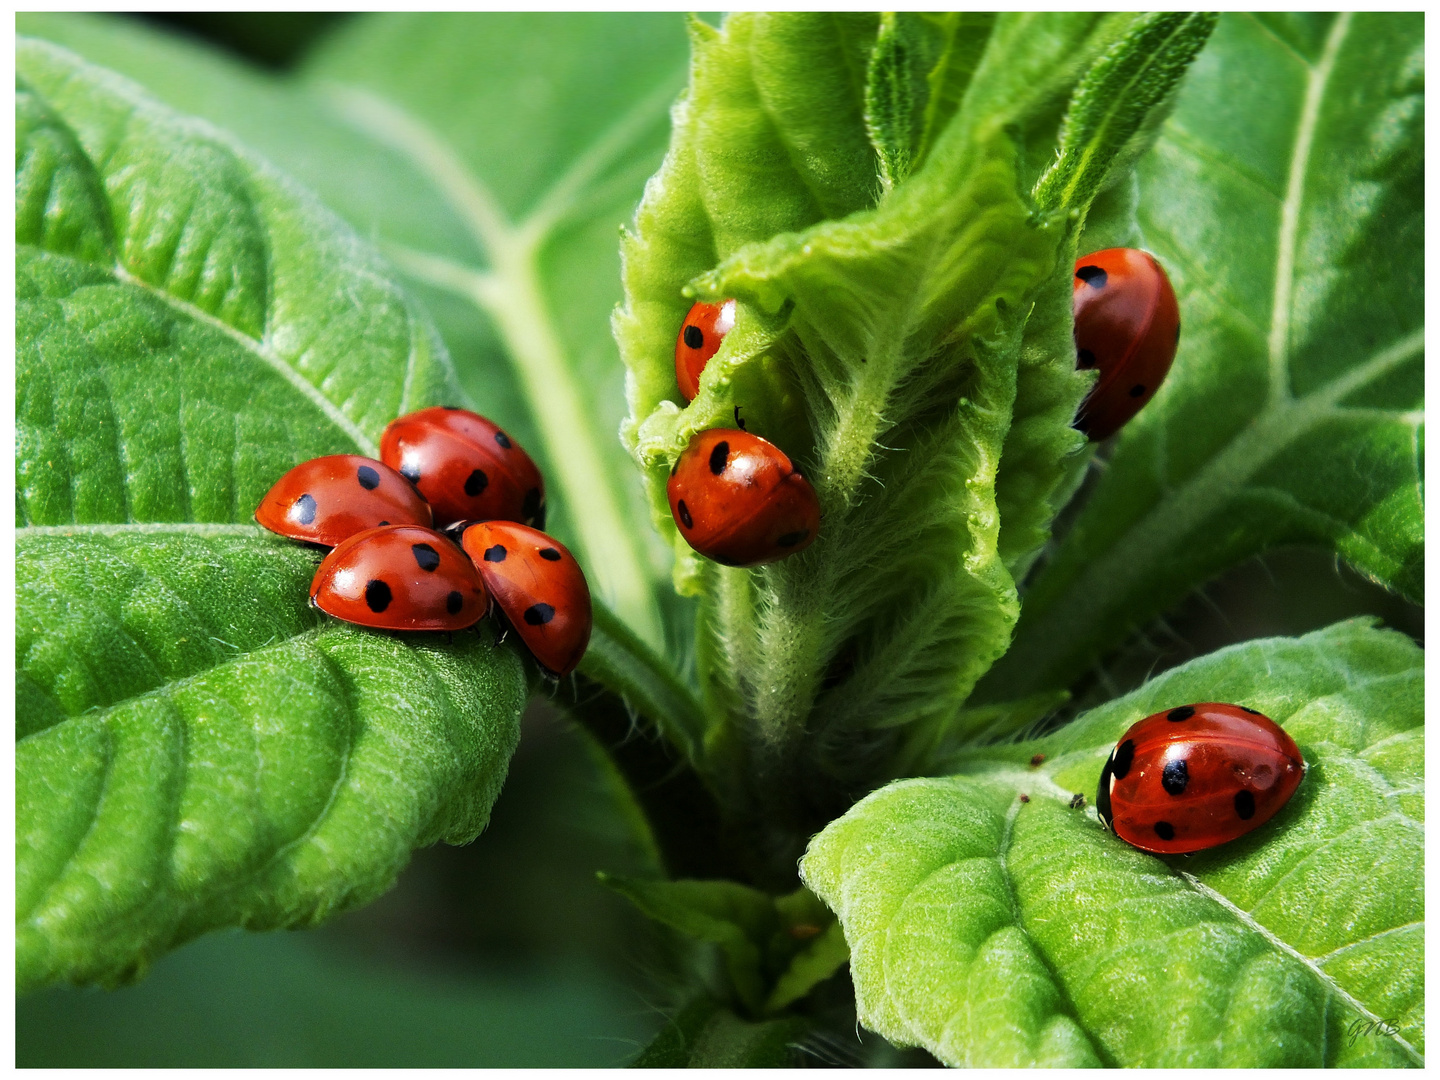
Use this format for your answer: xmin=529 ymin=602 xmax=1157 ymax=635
xmin=675 ymin=299 xmax=736 ymax=402
xmin=667 ymin=428 xmax=820 ymax=567
xmin=1096 ymin=702 xmax=1305 ymax=855
xmin=310 ymin=524 xmax=487 ymax=631
xmin=380 ymin=406 xmax=545 ymax=529
xmin=452 ymin=520 xmax=592 ymax=677
xmin=1072 ymin=247 xmax=1180 ymax=441
xmin=255 ymin=454 xmax=432 ymax=547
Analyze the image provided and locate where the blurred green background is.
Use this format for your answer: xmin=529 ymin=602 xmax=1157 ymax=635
xmin=16 ymin=12 xmax=1422 ymax=1068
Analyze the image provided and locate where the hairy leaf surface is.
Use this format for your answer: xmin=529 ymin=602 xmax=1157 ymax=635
xmin=804 ymin=620 xmax=1423 ymax=1067
xmin=983 ymin=12 xmax=1424 ymax=702
xmin=16 ymin=41 xmax=526 ymax=991
xmin=615 ymin=14 xmax=1214 ymax=855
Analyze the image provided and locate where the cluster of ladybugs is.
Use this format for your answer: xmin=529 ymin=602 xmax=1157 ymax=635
xmin=256 ymin=407 xmax=591 ymax=677
xmin=663 ymin=246 xmax=1182 ymax=568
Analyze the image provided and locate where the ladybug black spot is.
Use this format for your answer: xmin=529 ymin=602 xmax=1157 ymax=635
xmin=400 ymin=462 xmax=421 ymax=484
xmin=539 ymin=548 xmax=562 ymax=561
xmin=484 ymin=544 xmax=507 ymax=562
xmin=357 ymin=465 xmax=380 ymax=490
xmin=465 ymin=469 xmax=489 ymax=497
xmin=1154 ymin=821 xmax=1175 ymax=841
xmin=1129 ymin=384 xmax=1146 ymax=398
xmin=365 ymin=579 xmax=392 ymax=613
xmin=523 ymin=487 xmax=543 ymax=526
xmin=709 ymin=441 xmax=730 ymax=475
xmin=1111 ymin=738 xmax=1136 ymax=780
xmin=411 ymin=543 xmax=441 ymax=572
xmin=1234 ymin=790 xmax=1256 ymax=820
xmin=494 ymin=431 xmax=512 ymax=449
xmin=1077 ymin=348 xmax=1098 ymax=369
xmin=677 ymin=499 xmax=693 ymax=529
xmin=1161 ymin=758 xmax=1189 ymax=796
xmin=777 ymin=530 xmax=808 ymax=548
xmin=446 ymin=590 xmax=464 ymax=615
xmin=1076 ymin=265 xmax=1108 ymax=288
xmin=292 ymin=494 xmax=317 ymax=525
xmin=1168 ymin=706 xmax=1195 ymax=723
xmin=683 ymin=324 xmax=704 ymax=350
xmin=524 ymin=603 xmax=555 ymax=626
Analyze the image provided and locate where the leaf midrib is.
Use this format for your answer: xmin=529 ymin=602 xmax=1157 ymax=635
xmin=318 ymin=77 xmax=682 ymax=651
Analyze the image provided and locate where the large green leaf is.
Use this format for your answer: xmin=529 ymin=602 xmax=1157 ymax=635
xmin=803 ymin=619 xmax=1422 ymax=1067
xmin=981 ymin=12 xmax=1423 ymax=703
xmin=16 ymin=41 xmax=527 ymax=991
xmin=17 ymin=11 xmax=696 ymax=652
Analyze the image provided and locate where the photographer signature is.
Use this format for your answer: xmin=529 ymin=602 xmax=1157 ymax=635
xmin=1346 ymin=1016 xmax=1400 ymax=1047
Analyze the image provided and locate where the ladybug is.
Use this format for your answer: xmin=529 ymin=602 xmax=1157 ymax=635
xmin=1072 ymin=247 xmax=1181 ymax=441
xmin=310 ymin=524 xmax=487 ymax=631
xmin=675 ymin=299 xmax=736 ymax=401
xmin=380 ymin=406 xmax=545 ymax=529
xmin=1097 ymin=702 xmax=1305 ymax=855
xmin=452 ymin=520 xmax=592 ymax=677
xmin=666 ymin=428 xmax=820 ymax=567
xmin=255 ymin=454 xmax=431 ymax=547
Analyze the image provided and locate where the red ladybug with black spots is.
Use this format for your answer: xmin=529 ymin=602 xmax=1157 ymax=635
xmin=1072 ymin=247 xmax=1181 ymax=441
xmin=380 ymin=406 xmax=545 ymax=529
xmin=256 ymin=454 xmax=432 ymax=547
xmin=310 ymin=524 xmax=488 ymax=631
xmin=451 ymin=520 xmax=592 ymax=677
xmin=667 ymin=428 xmax=820 ymax=567
xmin=1097 ymin=702 xmax=1305 ymax=854
xmin=675 ymin=299 xmax=736 ymax=402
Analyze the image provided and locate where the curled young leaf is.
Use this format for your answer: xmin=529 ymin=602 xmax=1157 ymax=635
xmin=614 ymin=14 xmax=1211 ymax=860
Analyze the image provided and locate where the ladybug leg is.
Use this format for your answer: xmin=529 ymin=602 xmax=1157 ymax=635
xmin=733 ymin=405 xmax=746 ymax=430
xmin=444 ymin=631 xmax=454 ymax=647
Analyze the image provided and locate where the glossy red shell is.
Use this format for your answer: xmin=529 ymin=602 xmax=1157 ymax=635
xmin=1096 ymin=702 xmax=1305 ymax=855
xmin=379 ymin=406 xmax=545 ymax=529
xmin=666 ymin=428 xmax=820 ymax=567
xmin=1072 ymin=247 xmax=1181 ymax=441
xmin=255 ymin=454 xmax=431 ymax=547
xmin=455 ymin=521 xmax=592 ymax=676
xmin=310 ymin=525 xmax=487 ymax=631
xmin=675 ymin=299 xmax=736 ymax=401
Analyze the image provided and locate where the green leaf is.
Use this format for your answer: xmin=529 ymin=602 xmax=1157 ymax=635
xmin=803 ymin=620 xmax=1423 ymax=1067
xmin=631 ymin=996 xmax=807 ymax=1067
xmin=600 ymin=875 xmax=846 ymax=1016
xmin=19 ymin=12 xmax=695 ymax=653
xmin=615 ymin=14 xmax=1207 ymax=849
xmin=16 ymin=41 xmax=527 ymax=991
xmin=983 ymin=13 xmax=1424 ymax=703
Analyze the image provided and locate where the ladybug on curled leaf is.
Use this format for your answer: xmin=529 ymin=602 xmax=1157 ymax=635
xmin=380 ymin=406 xmax=545 ymax=529
xmin=1072 ymin=247 xmax=1181 ymax=441
xmin=675 ymin=299 xmax=736 ymax=402
xmin=451 ymin=520 xmax=592 ymax=677
xmin=310 ymin=524 xmax=488 ymax=631
xmin=255 ymin=454 xmax=431 ymax=547
xmin=667 ymin=428 xmax=820 ymax=567
xmin=1097 ymin=703 xmax=1305 ymax=855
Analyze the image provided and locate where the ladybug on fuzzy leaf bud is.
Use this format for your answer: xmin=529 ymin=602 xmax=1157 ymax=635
xmin=1097 ymin=702 xmax=1305 ymax=855
xmin=1072 ymin=247 xmax=1181 ymax=441
xmin=667 ymin=428 xmax=820 ymax=567
xmin=675 ymin=299 xmax=736 ymax=402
